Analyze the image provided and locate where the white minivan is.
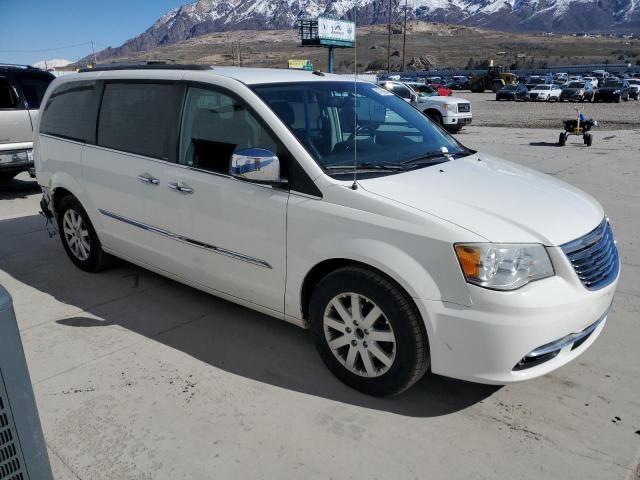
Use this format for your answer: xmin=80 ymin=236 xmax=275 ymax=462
xmin=35 ymin=65 xmax=619 ymax=396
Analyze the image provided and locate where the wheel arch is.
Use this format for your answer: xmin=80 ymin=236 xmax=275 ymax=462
xmin=423 ymin=108 xmax=442 ymax=123
xmin=299 ymin=258 xmax=424 ymax=326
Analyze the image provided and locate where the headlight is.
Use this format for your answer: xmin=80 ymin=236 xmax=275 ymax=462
xmin=454 ymin=243 xmax=554 ymax=290
xmin=613 ymin=90 xmax=620 ymax=94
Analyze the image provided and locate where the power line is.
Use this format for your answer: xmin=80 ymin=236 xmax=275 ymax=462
xmin=0 ymin=41 xmax=96 ymax=53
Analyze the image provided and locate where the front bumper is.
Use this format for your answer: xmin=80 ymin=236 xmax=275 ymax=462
xmin=442 ymin=114 xmax=472 ymax=126
xmin=530 ymin=93 xmax=549 ymax=101
xmin=560 ymin=93 xmax=585 ymax=101
xmin=0 ymin=149 xmax=34 ymax=176
xmin=417 ymin=246 xmax=618 ymax=384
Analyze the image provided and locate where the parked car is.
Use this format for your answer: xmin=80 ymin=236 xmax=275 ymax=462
xmin=0 ymin=64 xmax=55 ymax=182
xmin=36 ymin=65 xmax=619 ymax=396
xmin=404 ymin=82 xmax=438 ymax=98
xmin=378 ymin=80 xmax=472 ymax=133
xmin=594 ymin=79 xmax=630 ymax=102
xmin=528 ymin=84 xmax=563 ymax=101
xmin=428 ymin=82 xmax=453 ymax=96
xmin=452 ymin=75 xmax=470 ymax=89
xmin=559 ymin=81 xmax=595 ymax=102
xmin=496 ymin=84 xmax=529 ymax=101
xmin=583 ymin=76 xmax=599 ymax=88
xmin=527 ymin=76 xmax=546 ymax=85
xmin=626 ymin=79 xmax=640 ymax=100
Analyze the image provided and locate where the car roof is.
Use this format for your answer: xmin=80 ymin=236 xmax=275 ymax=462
xmin=0 ymin=64 xmax=52 ymax=75
xmin=71 ymin=66 xmax=354 ymax=85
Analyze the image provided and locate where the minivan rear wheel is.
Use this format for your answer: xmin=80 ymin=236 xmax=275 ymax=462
xmin=309 ymin=266 xmax=429 ymax=396
xmin=57 ymin=196 xmax=111 ymax=272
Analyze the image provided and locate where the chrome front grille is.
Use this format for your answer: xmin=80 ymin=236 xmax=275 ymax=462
xmin=561 ymin=219 xmax=619 ymax=290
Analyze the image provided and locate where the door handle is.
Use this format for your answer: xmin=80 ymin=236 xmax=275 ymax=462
xmin=137 ymin=173 xmax=160 ymax=185
xmin=168 ymin=182 xmax=194 ymax=194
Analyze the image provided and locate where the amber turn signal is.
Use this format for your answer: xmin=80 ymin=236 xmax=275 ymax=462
xmin=455 ymin=245 xmax=481 ymax=279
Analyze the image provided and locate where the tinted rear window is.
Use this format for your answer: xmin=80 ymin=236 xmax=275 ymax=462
xmin=97 ymin=82 xmax=176 ymax=160
xmin=40 ymin=81 xmax=96 ymax=142
xmin=14 ymin=72 xmax=54 ymax=109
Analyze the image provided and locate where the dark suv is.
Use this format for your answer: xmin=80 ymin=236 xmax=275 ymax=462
xmin=0 ymin=64 xmax=55 ymax=182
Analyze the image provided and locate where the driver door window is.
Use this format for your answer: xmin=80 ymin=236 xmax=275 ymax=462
xmin=179 ymin=87 xmax=278 ymax=174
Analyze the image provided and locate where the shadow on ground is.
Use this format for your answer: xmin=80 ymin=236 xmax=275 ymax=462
xmin=0 ymin=176 xmax=40 ymax=200
xmin=528 ymin=141 xmax=561 ymax=147
xmin=0 ymin=214 xmax=499 ymax=418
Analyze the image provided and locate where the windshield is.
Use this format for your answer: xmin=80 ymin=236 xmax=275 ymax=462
xmin=253 ymin=81 xmax=469 ymax=172
xmin=567 ymin=82 xmax=584 ymax=88
xmin=502 ymin=85 xmax=517 ymax=91
xmin=603 ymin=80 xmax=622 ymax=87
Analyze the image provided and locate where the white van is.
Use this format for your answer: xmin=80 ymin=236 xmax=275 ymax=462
xmin=35 ymin=65 xmax=619 ymax=396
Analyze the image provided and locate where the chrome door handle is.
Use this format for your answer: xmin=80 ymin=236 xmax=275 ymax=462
xmin=137 ymin=173 xmax=160 ymax=185
xmin=168 ymin=182 xmax=194 ymax=194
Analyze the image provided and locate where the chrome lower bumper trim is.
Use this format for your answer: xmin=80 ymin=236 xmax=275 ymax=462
xmin=527 ymin=307 xmax=609 ymax=358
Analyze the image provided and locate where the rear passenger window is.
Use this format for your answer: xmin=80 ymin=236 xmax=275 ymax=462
xmin=40 ymin=81 xmax=96 ymax=142
xmin=14 ymin=72 xmax=54 ymax=109
xmin=0 ymin=77 xmax=19 ymax=109
xmin=98 ymin=83 xmax=176 ymax=160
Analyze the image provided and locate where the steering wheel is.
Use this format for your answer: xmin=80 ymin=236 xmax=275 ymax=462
xmin=348 ymin=125 xmax=376 ymax=142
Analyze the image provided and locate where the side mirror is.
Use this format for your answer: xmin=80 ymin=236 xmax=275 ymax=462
xmin=230 ymin=148 xmax=287 ymax=185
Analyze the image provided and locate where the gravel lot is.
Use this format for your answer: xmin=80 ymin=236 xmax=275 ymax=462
xmin=460 ymin=92 xmax=640 ymax=130
xmin=1 ymin=127 xmax=639 ymax=480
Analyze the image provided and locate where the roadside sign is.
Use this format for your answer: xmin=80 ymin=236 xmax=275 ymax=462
xmin=318 ymin=16 xmax=355 ymax=47
xmin=288 ymin=59 xmax=314 ymax=71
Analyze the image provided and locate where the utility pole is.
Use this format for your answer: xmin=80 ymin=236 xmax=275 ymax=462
xmin=387 ymin=0 xmax=392 ymax=73
xmin=401 ymin=0 xmax=408 ymax=73
xmin=91 ymin=40 xmax=97 ymax=65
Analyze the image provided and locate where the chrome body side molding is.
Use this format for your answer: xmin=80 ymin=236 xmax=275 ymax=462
xmin=98 ymin=209 xmax=273 ymax=269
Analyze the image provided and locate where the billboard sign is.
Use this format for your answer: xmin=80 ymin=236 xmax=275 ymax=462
xmin=288 ymin=59 xmax=314 ymax=71
xmin=318 ymin=16 xmax=355 ymax=47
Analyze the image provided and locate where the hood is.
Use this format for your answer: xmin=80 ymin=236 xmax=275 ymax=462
xmin=359 ymin=153 xmax=603 ymax=246
xmin=598 ymin=87 xmax=621 ymax=92
xmin=418 ymin=95 xmax=467 ymax=105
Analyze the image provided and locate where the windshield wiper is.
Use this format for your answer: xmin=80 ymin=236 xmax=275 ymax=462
xmin=401 ymin=151 xmax=451 ymax=166
xmin=401 ymin=148 xmax=471 ymax=166
xmin=325 ymin=162 xmax=407 ymax=171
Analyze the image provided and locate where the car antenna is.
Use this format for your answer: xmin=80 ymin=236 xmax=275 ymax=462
xmin=351 ymin=0 xmax=359 ymax=191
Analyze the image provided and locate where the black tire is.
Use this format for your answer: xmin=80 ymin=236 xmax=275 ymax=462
xmin=559 ymin=132 xmax=566 ymax=146
xmin=445 ymin=125 xmax=463 ymax=134
xmin=56 ymin=196 xmax=112 ymax=272
xmin=309 ymin=266 xmax=429 ymax=396
xmin=0 ymin=172 xmax=17 ymax=183
xmin=584 ymin=133 xmax=593 ymax=147
xmin=425 ymin=110 xmax=443 ymax=126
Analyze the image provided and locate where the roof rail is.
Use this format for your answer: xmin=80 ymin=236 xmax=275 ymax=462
xmin=78 ymin=62 xmax=212 ymax=73
xmin=0 ymin=63 xmax=39 ymax=70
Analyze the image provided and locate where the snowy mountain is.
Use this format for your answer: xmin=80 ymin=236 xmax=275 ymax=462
xmin=32 ymin=58 xmax=72 ymax=69
xmin=95 ymin=0 xmax=640 ymax=59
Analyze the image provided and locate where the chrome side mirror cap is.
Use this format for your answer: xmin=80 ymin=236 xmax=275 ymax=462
xmin=230 ymin=148 xmax=287 ymax=185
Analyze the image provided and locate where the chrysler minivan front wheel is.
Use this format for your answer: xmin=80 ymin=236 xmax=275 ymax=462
xmin=57 ymin=196 xmax=111 ymax=272
xmin=309 ymin=266 xmax=429 ymax=396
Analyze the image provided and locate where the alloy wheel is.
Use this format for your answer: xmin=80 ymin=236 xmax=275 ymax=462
xmin=323 ymin=293 xmax=396 ymax=378
xmin=62 ymin=209 xmax=91 ymax=261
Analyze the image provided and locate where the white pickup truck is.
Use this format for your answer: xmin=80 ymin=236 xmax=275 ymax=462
xmin=377 ymin=80 xmax=472 ymax=133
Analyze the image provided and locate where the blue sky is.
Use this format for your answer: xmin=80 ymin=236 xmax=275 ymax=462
xmin=0 ymin=0 xmax=191 ymax=65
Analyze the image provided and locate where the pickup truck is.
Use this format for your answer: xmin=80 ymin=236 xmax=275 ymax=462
xmin=0 ymin=65 xmax=55 ymax=182
xmin=378 ymin=80 xmax=472 ymax=133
